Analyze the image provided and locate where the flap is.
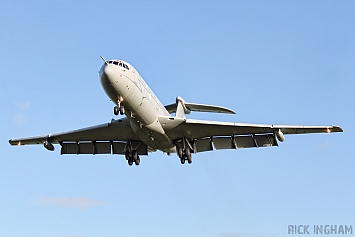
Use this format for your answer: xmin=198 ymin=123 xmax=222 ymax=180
xmin=192 ymin=134 xmax=278 ymax=153
xmin=61 ymin=141 xmax=148 ymax=155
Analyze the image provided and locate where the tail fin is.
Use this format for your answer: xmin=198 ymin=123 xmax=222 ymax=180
xmin=175 ymin=97 xmax=190 ymax=118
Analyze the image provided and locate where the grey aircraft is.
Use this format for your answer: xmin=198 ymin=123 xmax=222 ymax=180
xmin=9 ymin=57 xmax=343 ymax=166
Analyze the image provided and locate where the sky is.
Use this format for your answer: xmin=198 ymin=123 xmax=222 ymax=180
xmin=0 ymin=1 xmax=354 ymax=237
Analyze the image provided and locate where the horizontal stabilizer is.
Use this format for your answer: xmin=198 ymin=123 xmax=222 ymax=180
xmin=185 ymin=103 xmax=235 ymax=114
xmin=165 ymin=96 xmax=235 ymax=115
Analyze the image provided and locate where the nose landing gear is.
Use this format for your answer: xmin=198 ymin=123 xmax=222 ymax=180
xmin=114 ymin=105 xmax=125 ymax=115
xmin=114 ymin=97 xmax=125 ymax=115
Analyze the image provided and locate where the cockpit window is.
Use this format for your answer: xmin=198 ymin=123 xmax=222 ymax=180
xmin=107 ymin=60 xmax=129 ymax=70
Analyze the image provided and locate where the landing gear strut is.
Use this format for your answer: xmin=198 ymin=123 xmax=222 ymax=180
xmin=177 ymin=138 xmax=193 ymax=165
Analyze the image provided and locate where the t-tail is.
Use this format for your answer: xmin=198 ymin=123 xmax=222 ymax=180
xmin=165 ymin=96 xmax=236 ymax=119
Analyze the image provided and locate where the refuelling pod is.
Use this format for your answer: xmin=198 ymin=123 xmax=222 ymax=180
xmin=276 ymin=130 xmax=285 ymax=142
xmin=43 ymin=140 xmax=55 ymax=151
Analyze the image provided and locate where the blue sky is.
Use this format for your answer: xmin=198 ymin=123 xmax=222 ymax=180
xmin=1 ymin=1 xmax=354 ymax=237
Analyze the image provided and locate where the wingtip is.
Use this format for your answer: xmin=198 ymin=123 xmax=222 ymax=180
xmin=223 ymin=108 xmax=236 ymax=114
xmin=9 ymin=139 xmax=17 ymax=146
xmin=9 ymin=139 xmax=23 ymax=146
xmin=330 ymin=126 xmax=343 ymax=133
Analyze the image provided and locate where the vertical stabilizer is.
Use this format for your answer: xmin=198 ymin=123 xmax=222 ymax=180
xmin=175 ymin=97 xmax=190 ymax=118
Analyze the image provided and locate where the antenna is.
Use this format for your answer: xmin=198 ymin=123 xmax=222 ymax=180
xmin=100 ymin=55 xmax=108 ymax=65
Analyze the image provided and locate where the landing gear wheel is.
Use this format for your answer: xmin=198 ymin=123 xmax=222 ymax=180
xmin=114 ymin=106 xmax=119 ymax=116
xmin=185 ymin=148 xmax=190 ymax=157
xmin=128 ymin=160 xmax=133 ymax=166
xmin=177 ymin=147 xmax=183 ymax=159
xmin=132 ymin=150 xmax=138 ymax=160
xmin=125 ymin=150 xmax=130 ymax=160
xmin=187 ymin=155 xmax=192 ymax=164
xmin=185 ymin=148 xmax=192 ymax=164
xmin=180 ymin=157 xmax=186 ymax=164
xmin=119 ymin=105 xmax=125 ymax=115
xmin=135 ymin=157 xmax=140 ymax=166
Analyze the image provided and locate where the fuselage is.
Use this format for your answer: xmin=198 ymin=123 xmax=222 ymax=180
xmin=99 ymin=59 xmax=176 ymax=153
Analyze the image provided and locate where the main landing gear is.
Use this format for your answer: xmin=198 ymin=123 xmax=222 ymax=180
xmin=125 ymin=149 xmax=140 ymax=166
xmin=125 ymin=140 xmax=141 ymax=166
xmin=177 ymin=138 xmax=193 ymax=165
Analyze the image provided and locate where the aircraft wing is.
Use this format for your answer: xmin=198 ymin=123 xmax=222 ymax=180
xmin=9 ymin=118 xmax=147 ymax=155
xmin=164 ymin=118 xmax=343 ymax=152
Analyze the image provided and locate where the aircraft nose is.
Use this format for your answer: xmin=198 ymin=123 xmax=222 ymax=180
xmin=104 ymin=65 xmax=115 ymax=78
xmin=102 ymin=65 xmax=119 ymax=84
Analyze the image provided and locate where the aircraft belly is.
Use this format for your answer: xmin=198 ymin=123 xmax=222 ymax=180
xmin=130 ymin=121 xmax=175 ymax=152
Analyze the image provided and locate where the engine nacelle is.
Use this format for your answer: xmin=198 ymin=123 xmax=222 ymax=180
xmin=43 ymin=140 xmax=55 ymax=151
xmin=276 ymin=130 xmax=285 ymax=142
